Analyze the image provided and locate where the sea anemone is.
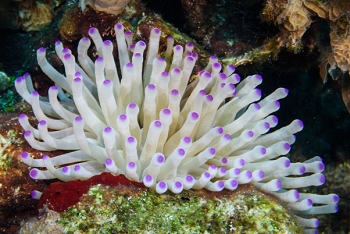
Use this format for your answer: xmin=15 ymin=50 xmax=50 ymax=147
xmin=15 ymin=23 xmax=338 ymax=232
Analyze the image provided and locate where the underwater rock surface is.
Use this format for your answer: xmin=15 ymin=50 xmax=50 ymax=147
xmin=20 ymin=181 xmax=302 ymax=233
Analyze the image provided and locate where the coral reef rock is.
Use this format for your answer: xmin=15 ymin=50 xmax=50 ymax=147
xmin=21 ymin=183 xmax=302 ymax=233
xmin=79 ymin=0 xmax=131 ymax=15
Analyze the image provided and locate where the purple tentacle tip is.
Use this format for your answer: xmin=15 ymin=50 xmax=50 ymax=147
xmin=104 ymin=127 xmax=113 ymax=133
xmin=126 ymin=62 xmax=133 ymax=68
xmin=276 ymin=180 xmax=282 ymax=189
xmin=42 ymin=155 xmax=49 ymax=160
xmin=284 ymin=159 xmax=290 ymax=168
xmin=128 ymin=162 xmax=136 ymax=168
xmin=231 ymin=179 xmax=238 ymax=188
xmin=320 ymin=174 xmax=326 ymax=184
xmin=174 ymin=45 xmax=182 ymax=51
xmin=219 ymin=167 xmax=226 ymax=174
xmin=105 ymin=158 xmax=113 ymax=166
xmin=246 ymin=171 xmax=252 ymax=179
xmin=272 ymin=115 xmax=278 ymax=124
xmin=30 ymin=169 xmax=38 ymax=179
xmin=157 ymin=57 xmax=165 ymax=62
xmin=183 ymin=136 xmax=191 ymax=144
xmin=264 ymin=122 xmax=270 ymax=129
xmin=153 ymin=28 xmax=160 ymax=34
xmin=247 ymin=130 xmax=254 ymax=138
xmin=191 ymin=112 xmax=199 ymax=120
xmin=213 ymin=62 xmax=221 ymax=69
xmin=294 ymin=190 xmax=300 ymax=200
xmin=64 ymin=54 xmax=72 ymax=60
xmin=217 ymin=127 xmax=224 ymax=134
xmin=274 ymin=100 xmax=280 ymax=108
xmin=162 ymin=108 xmax=171 ymax=115
xmin=104 ymin=40 xmax=112 ymax=46
xmin=74 ymin=165 xmax=81 ymax=171
xmin=31 ymin=190 xmax=38 ymax=198
xmin=20 ymin=152 xmax=29 ymax=160
xmin=239 ymin=158 xmax=245 ymax=167
xmin=119 ymin=114 xmax=127 ymax=121
xmin=333 ymin=195 xmax=339 ymax=203
xmin=186 ymin=56 xmax=194 ymax=62
xmin=103 ymin=79 xmax=111 ymax=85
xmin=204 ymin=172 xmax=211 ymax=178
xmin=318 ymin=162 xmax=325 ymax=171
xmin=128 ymin=136 xmax=135 ymax=143
xmin=206 ymin=95 xmax=213 ymax=102
xmin=148 ymin=84 xmax=156 ymax=90
xmin=51 ymin=86 xmax=58 ymax=91
xmin=116 ymin=23 xmax=123 ymax=29
xmin=24 ymin=131 xmax=31 ymax=137
xmin=218 ymin=181 xmax=225 ymax=188
xmin=171 ymin=89 xmax=179 ymax=95
xmin=157 ymin=155 xmax=165 ymax=163
xmin=255 ymin=74 xmax=262 ymax=81
xmin=159 ymin=181 xmax=166 ymax=189
xmin=129 ymin=103 xmax=137 ymax=108
xmin=284 ymin=143 xmax=291 ymax=151
xmin=219 ymin=73 xmax=227 ymax=80
xmin=74 ymin=77 xmax=81 ymax=82
xmin=297 ymin=119 xmax=304 ymax=128
xmin=145 ymin=175 xmax=153 ymax=182
xmin=307 ymin=199 xmax=313 ymax=206
xmin=75 ymin=116 xmax=83 ymax=122
xmin=204 ymin=72 xmax=211 ymax=79
xmin=154 ymin=120 xmax=162 ymax=127
xmin=175 ymin=181 xmax=182 ymax=188
xmin=62 ymin=166 xmax=69 ymax=173
xmin=315 ymin=219 xmax=320 ymax=227
xmin=89 ymin=27 xmax=96 ymax=34
xmin=178 ymin=148 xmax=186 ymax=156
xmin=186 ymin=175 xmax=194 ymax=182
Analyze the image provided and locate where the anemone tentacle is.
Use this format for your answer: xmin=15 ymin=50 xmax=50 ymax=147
xmin=15 ymin=23 xmax=338 ymax=232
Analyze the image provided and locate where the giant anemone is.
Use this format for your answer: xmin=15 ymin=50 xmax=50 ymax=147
xmin=15 ymin=23 xmax=338 ymax=232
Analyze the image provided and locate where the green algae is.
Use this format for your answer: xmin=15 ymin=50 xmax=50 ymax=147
xmin=0 ymin=130 xmax=22 ymax=170
xmin=0 ymin=130 xmax=23 ymax=171
xmin=58 ymin=184 xmax=302 ymax=234
xmin=0 ymin=74 xmax=19 ymax=113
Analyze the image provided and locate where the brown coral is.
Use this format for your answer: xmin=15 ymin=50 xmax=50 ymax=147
xmin=79 ymin=0 xmax=131 ymax=15
xmin=277 ymin=0 xmax=312 ymax=49
xmin=19 ymin=2 xmax=54 ymax=31
xmin=263 ymin=0 xmax=350 ymax=111
xmin=0 ymin=0 xmax=58 ymax=31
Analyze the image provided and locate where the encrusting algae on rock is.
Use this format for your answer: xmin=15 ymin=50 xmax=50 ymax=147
xmin=57 ymin=183 xmax=301 ymax=233
xmin=15 ymin=21 xmax=338 ymax=233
